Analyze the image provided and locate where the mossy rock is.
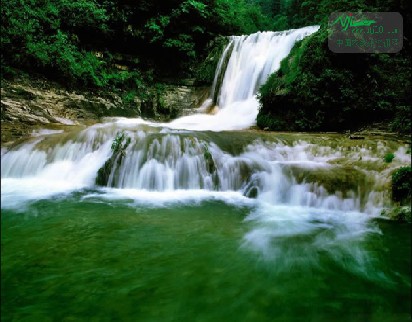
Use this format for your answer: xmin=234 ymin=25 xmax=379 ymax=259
xmin=391 ymin=166 xmax=411 ymax=204
xmin=381 ymin=206 xmax=411 ymax=223
xmin=96 ymin=157 xmax=117 ymax=186
xmin=287 ymin=165 xmax=369 ymax=195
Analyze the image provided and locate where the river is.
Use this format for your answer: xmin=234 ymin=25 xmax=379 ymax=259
xmin=1 ymin=26 xmax=410 ymax=321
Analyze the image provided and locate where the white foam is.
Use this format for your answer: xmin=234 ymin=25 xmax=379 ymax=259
xmin=166 ymin=98 xmax=259 ymax=131
xmin=83 ymin=188 xmax=256 ymax=208
xmin=241 ymin=202 xmax=387 ymax=281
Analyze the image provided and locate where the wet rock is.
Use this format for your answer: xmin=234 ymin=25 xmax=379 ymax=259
xmin=155 ymin=84 xmax=210 ymax=120
xmin=287 ymin=164 xmax=370 ymax=196
xmin=244 ymin=186 xmax=259 ymax=199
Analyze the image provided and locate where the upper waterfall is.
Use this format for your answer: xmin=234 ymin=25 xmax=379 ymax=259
xmin=168 ymin=26 xmax=320 ymax=131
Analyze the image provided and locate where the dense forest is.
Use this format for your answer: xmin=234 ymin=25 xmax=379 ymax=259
xmin=1 ymin=0 xmax=275 ymax=87
xmin=1 ymin=0 xmax=411 ymax=132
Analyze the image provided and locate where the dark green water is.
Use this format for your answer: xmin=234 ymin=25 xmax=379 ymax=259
xmin=1 ymin=193 xmax=411 ymax=322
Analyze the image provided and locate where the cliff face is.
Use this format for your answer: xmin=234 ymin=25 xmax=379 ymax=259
xmin=1 ymin=76 xmax=210 ymax=145
xmin=139 ymin=80 xmax=209 ymax=120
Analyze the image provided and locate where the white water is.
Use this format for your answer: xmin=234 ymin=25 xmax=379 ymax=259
xmin=2 ymin=119 xmax=408 ymax=214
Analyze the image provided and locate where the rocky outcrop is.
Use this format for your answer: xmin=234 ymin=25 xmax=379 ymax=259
xmin=0 ymin=77 xmax=131 ymax=144
xmin=161 ymin=81 xmax=209 ymax=117
xmin=1 ymin=76 xmax=210 ymax=145
xmin=1 ymin=83 xmax=123 ymax=124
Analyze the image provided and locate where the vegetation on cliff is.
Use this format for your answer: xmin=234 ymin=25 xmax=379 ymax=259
xmin=257 ymin=0 xmax=411 ymax=134
xmin=392 ymin=166 xmax=411 ymax=205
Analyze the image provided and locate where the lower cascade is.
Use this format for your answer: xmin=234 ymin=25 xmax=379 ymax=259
xmin=1 ymin=120 xmax=409 ymax=214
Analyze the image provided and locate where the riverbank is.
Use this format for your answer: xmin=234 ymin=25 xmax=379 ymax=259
xmin=0 ymin=75 xmax=127 ymax=145
xmin=1 ymin=75 xmax=209 ymax=146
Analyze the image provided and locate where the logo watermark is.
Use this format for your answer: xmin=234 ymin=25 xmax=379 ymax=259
xmin=328 ymin=12 xmax=403 ymax=53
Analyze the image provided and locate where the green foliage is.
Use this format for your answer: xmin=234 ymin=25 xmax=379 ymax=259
xmin=268 ymin=0 xmax=410 ymax=30
xmin=390 ymin=106 xmax=411 ymax=134
xmin=272 ymin=15 xmax=289 ymax=31
xmin=111 ymin=131 xmax=131 ymax=156
xmin=384 ymin=153 xmax=395 ymax=163
xmin=258 ymin=13 xmax=411 ymax=132
xmin=1 ymin=0 xmax=275 ymax=89
xmin=256 ymin=113 xmax=288 ymax=131
xmin=392 ymin=166 xmax=412 ymax=204
xmin=258 ymin=0 xmax=411 ymax=132
xmin=1 ymin=0 xmax=110 ymax=86
xmin=122 ymin=90 xmax=138 ymax=107
xmin=211 ymin=0 xmax=270 ymax=35
xmin=195 ymin=37 xmax=229 ymax=84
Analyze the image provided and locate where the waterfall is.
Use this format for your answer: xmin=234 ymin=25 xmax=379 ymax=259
xmin=217 ymin=27 xmax=319 ymax=107
xmin=2 ymin=118 xmax=407 ymax=214
xmin=2 ymin=25 xmax=408 ymax=217
xmin=210 ymin=40 xmax=234 ymax=105
xmin=169 ymin=26 xmax=320 ymax=131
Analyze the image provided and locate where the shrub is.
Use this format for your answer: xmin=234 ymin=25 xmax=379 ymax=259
xmin=384 ymin=153 xmax=395 ymax=163
xmin=392 ymin=166 xmax=412 ymax=204
xmin=257 ymin=3 xmax=411 ymax=133
xmin=111 ymin=131 xmax=131 ymax=156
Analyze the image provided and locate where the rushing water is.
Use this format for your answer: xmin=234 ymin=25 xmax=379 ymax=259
xmin=169 ymin=26 xmax=320 ymax=131
xmin=1 ymin=26 xmax=411 ymax=321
